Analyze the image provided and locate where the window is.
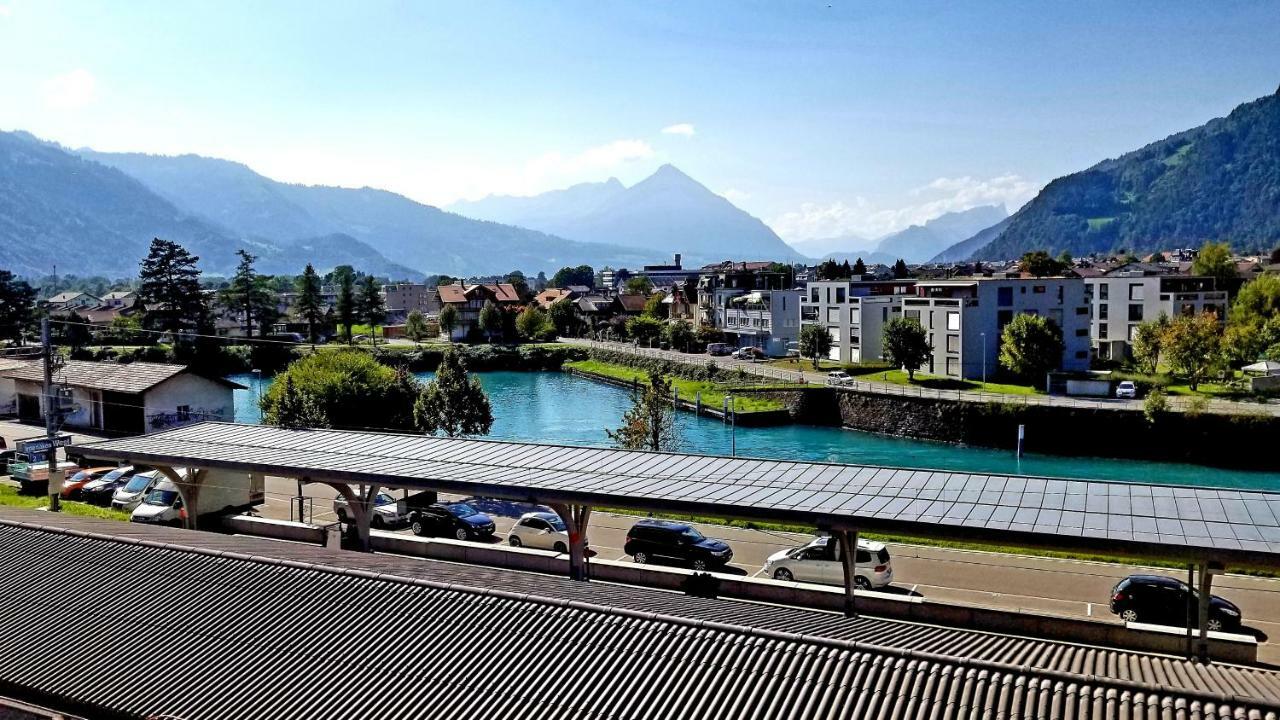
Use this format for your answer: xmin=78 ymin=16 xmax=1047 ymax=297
xmin=905 ymin=310 xmax=920 ymax=323
xmin=849 ymin=334 xmax=860 ymax=348
xmin=1075 ymin=328 xmax=1088 ymax=337
xmin=1129 ymin=284 xmax=1145 ymax=301
xmin=1180 ymin=303 xmax=1195 ymax=316
xmin=829 ymin=327 xmax=841 ymax=343
xmin=1075 ymin=306 xmax=1089 ymax=315
xmin=946 ymin=312 xmax=959 ymax=331
xmin=1057 ymin=286 xmax=1064 ymax=304
xmin=945 ymin=357 xmax=959 ymax=376
xmin=177 ymin=405 xmax=191 ymax=421
xmin=835 ymin=287 xmax=846 ymax=303
xmin=1099 ymin=322 xmax=1108 ymax=339
xmin=997 ymin=309 xmax=1013 ymax=329
xmin=1099 ymin=303 xmax=1109 ymax=319
xmin=1099 ymin=283 xmax=1109 ymax=301
xmin=1075 ymin=351 xmax=1088 ymax=359
xmin=1128 ymin=324 xmax=1140 ymax=341
xmin=1128 ymin=304 xmax=1143 ymax=322
xmin=997 ymin=287 xmax=1013 ymax=306
xmin=850 ymin=308 xmax=859 ymax=325
xmin=826 ymin=308 xmax=841 ymax=323
xmin=882 ymin=307 xmax=889 ymax=322
xmin=1033 ymin=285 xmax=1046 ymax=294
xmin=946 ymin=334 xmax=959 ymax=352
xmin=810 ymin=287 xmax=819 ymax=303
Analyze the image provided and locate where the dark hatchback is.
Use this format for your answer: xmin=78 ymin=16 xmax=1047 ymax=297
xmin=624 ymin=519 xmax=733 ymax=571
xmin=1110 ymin=574 xmax=1243 ymax=632
xmin=79 ymin=466 xmax=137 ymax=506
xmin=408 ymin=502 xmax=496 ymax=541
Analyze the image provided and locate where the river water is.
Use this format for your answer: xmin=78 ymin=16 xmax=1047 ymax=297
xmin=228 ymin=371 xmax=1280 ymax=491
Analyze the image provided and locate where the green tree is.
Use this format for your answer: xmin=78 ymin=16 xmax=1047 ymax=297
xmin=438 ymin=304 xmax=459 ymax=341
xmin=665 ymin=320 xmax=695 ymax=352
xmin=624 ymin=275 xmax=654 ymax=295
xmin=0 ymin=270 xmax=37 ymax=344
xmin=1161 ymin=311 xmax=1222 ymax=391
xmin=335 ymin=272 xmax=356 ymax=344
xmin=1130 ymin=315 xmax=1168 ymax=375
xmin=60 ymin=310 xmax=93 ymax=350
xmin=852 ymin=258 xmax=867 ymax=276
xmin=293 ymin=263 xmax=325 ymax=343
xmin=478 ymin=300 xmax=502 ymax=342
xmin=220 ymin=250 xmax=279 ymax=338
xmin=548 ymin=299 xmax=576 ymax=337
xmin=606 ymin=374 xmax=678 ymax=451
xmin=551 ymin=265 xmax=595 ymax=289
xmin=799 ymin=323 xmax=832 ymax=369
xmin=626 ymin=315 xmax=664 ymax=345
xmin=405 ymin=309 xmax=429 ymax=344
xmin=260 ymin=349 xmax=420 ymax=431
xmin=1224 ymin=274 xmax=1280 ymax=364
xmin=269 ymin=375 xmax=330 ymax=429
xmin=414 ymin=347 xmax=494 ymax=437
xmin=137 ymin=238 xmax=207 ymax=335
xmin=883 ymin=317 xmax=932 ymax=380
xmin=998 ymin=314 xmax=1064 ymax=385
xmin=534 ymin=271 xmax=548 ymax=292
xmin=505 ymin=270 xmax=532 ymax=300
xmin=892 ymin=259 xmax=910 ymax=279
xmin=642 ymin=293 xmax=667 ymax=319
xmin=357 ymin=275 xmax=386 ymax=344
xmin=814 ymin=259 xmax=842 ymax=281
xmin=1020 ymin=250 xmax=1068 ymax=277
xmin=695 ymin=324 xmax=724 ymax=348
xmin=515 ymin=305 xmax=551 ymax=341
xmin=1191 ymin=241 xmax=1238 ymax=286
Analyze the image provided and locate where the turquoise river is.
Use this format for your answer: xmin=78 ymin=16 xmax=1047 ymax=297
xmin=228 ymin=371 xmax=1280 ymax=491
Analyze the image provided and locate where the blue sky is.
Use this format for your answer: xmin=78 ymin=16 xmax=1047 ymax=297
xmin=2 ymin=1 xmax=1278 ymax=242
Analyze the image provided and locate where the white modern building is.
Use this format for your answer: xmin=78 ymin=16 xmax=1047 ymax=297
xmin=718 ymin=289 xmax=803 ymax=357
xmin=903 ymin=276 xmax=1092 ymax=380
xmin=1084 ymin=267 xmax=1229 ymax=361
xmin=800 ymin=280 xmax=916 ymax=364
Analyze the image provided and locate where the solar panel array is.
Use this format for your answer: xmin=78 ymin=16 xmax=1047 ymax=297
xmin=77 ymin=422 xmax=1280 ymax=561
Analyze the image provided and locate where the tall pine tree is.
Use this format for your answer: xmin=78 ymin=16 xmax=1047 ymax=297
xmin=137 ymin=238 xmax=207 ymax=336
xmin=293 ymin=264 xmax=325 ymax=343
xmin=336 ymin=272 xmax=356 ymax=344
xmin=220 ymin=250 xmax=279 ymax=337
xmin=357 ymin=275 xmax=386 ymax=344
xmin=0 ymin=270 xmax=37 ymax=345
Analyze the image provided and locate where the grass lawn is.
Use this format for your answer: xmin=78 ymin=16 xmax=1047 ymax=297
xmin=565 ymin=360 xmax=786 ymax=413
xmin=0 ymin=484 xmax=130 ymax=521
xmin=764 ymin=357 xmax=841 ymax=372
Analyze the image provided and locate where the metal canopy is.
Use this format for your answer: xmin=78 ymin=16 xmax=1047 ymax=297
xmin=76 ymin=422 xmax=1280 ymax=566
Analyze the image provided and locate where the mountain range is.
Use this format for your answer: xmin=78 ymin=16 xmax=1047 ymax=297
xmin=448 ymin=164 xmax=802 ymax=267
xmin=951 ymin=87 xmax=1280 ymax=261
xmin=786 ymin=204 xmax=1008 ymax=266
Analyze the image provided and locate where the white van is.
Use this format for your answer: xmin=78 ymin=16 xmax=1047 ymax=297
xmin=111 ymin=470 xmax=165 ymax=513
xmin=763 ymin=536 xmax=894 ymax=589
xmin=131 ymin=478 xmax=186 ymax=526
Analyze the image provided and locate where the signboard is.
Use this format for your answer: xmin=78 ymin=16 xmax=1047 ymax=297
xmin=16 ymin=435 xmax=73 ymax=455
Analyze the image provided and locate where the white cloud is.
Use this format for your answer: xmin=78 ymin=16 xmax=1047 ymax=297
xmin=0 ymin=4 xmax=12 ymax=17
xmin=43 ymin=69 xmax=98 ymax=110
xmin=771 ymin=174 xmax=1040 ymax=242
xmin=661 ymin=123 xmax=695 ymax=137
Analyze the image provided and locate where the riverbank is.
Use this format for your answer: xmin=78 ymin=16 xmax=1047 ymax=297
xmin=563 ymin=359 xmax=790 ymax=416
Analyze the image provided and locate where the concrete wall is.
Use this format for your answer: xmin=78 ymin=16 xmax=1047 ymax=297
xmin=144 ymin=375 xmax=234 ymax=430
xmin=13 ymin=379 xmax=98 ymax=430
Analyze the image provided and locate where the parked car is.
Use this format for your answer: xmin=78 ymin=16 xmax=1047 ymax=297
xmin=80 ymin=466 xmax=137 ymax=506
xmin=736 ymin=347 xmax=764 ymax=361
xmin=60 ymin=466 xmax=116 ymax=501
xmin=826 ymin=370 xmax=853 ymax=386
xmin=624 ymin=519 xmax=733 ymax=571
xmin=130 ymin=479 xmax=186 ymax=526
xmin=1115 ymin=380 xmax=1138 ymax=398
xmin=763 ymin=536 xmax=893 ymax=589
xmin=1109 ymin=574 xmax=1242 ymax=632
xmin=111 ymin=469 xmax=176 ymax=513
xmin=706 ymin=343 xmax=733 ymax=356
xmin=785 ymin=342 xmax=800 ymax=358
xmin=0 ymin=448 xmax=16 ymax=474
xmin=334 ymin=489 xmax=412 ymax=529
xmin=408 ymin=501 xmax=495 ymax=541
xmin=508 ymin=511 xmax=572 ymax=552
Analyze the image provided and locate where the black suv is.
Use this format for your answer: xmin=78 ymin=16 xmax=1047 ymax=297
xmin=624 ymin=519 xmax=733 ymax=571
xmin=1109 ymin=574 xmax=1243 ymax=632
xmin=408 ymin=502 xmax=496 ymax=541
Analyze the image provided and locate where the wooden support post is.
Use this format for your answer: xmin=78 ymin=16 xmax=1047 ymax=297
xmin=326 ymin=482 xmax=379 ymax=552
xmin=1197 ymin=562 xmax=1214 ymax=663
xmin=550 ymin=503 xmax=592 ymax=581
xmin=155 ymin=466 xmax=204 ymax=530
xmin=836 ymin=528 xmax=859 ymax=619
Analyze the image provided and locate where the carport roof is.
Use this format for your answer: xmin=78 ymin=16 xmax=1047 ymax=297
xmin=76 ymin=422 xmax=1280 ymax=566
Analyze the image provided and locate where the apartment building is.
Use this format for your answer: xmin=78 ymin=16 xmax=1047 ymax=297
xmin=800 ymin=280 xmax=916 ymax=363
xmin=904 ymin=276 xmax=1091 ymax=380
xmin=1084 ymin=266 xmax=1229 ymax=360
xmin=698 ymin=261 xmax=798 ymax=356
xmin=383 ymin=283 xmax=441 ymax=324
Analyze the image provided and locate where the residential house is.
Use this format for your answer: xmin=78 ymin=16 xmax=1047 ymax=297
xmin=533 ymin=288 xmax=578 ymax=310
xmin=0 ymin=357 xmax=37 ymax=416
xmin=720 ymin=289 xmax=803 ymax=356
xmin=436 ymin=283 xmax=522 ymax=340
xmin=616 ymin=294 xmax=649 ymax=317
xmin=904 ymin=276 xmax=1091 ymax=380
xmin=1085 ymin=265 xmax=1231 ymax=361
xmin=574 ymin=294 xmax=623 ymax=333
xmin=1 ymin=360 xmax=243 ymax=435
xmin=383 ymin=284 xmax=441 ymax=324
xmin=801 ymin=280 xmax=917 ymax=364
xmin=42 ymin=292 xmax=102 ymax=314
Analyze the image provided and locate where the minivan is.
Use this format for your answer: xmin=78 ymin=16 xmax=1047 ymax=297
xmin=763 ymin=536 xmax=893 ymax=589
xmin=111 ymin=469 xmax=180 ymax=513
xmin=624 ymin=519 xmax=733 ymax=571
xmin=130 ymin=479 xmax=186 ymax=526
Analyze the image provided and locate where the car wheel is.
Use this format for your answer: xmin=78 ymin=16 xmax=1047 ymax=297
xmin=854 ymin=576 xmax=872 ymax=590
xmin=411 ymin=520 xmax=425 ymax=536
xmin=509 ymin=535 xmax=523 ymax=547
xmin=1120 ymin=608 xmax=1140 ymax=623
xmin=553 ymin=541 xmax=567 ymax=554
xmin=691 ymin=558 xmax=708 ymax=572
xmin=773 ymin=568 xmax=794 ymax=582
xmin=454 ymin=528 xmax=469 ymax=541
xmin=633 ymin=551 xmax=649 ymax=565
xmin=1207 ymin=617 xmax=1224 ymax=632
xmin=370 ymin=516 xmax=384 ymax=529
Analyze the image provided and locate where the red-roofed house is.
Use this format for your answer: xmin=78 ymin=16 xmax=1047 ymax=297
xmin=437 ymin=283 xmax=522 ymax=340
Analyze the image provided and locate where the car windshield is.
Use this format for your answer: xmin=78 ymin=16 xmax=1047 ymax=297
xmin=123 ymin=474 xmax=152 ymax=492
xmin=144 ymin=489 xmax=179 ymax=506
xmin=681 ymin=527 xmax=705 ymax=542
xmin=374 ymin=493 xmax=396 ymax=506
xmin=446 ymin=503 xmax=477 ymax=518
xmin=100 ymin=467 xmax=132 ymax=483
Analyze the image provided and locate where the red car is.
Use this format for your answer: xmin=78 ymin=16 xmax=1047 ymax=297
xmin=61 ymin=467 xmax=117 ymax=501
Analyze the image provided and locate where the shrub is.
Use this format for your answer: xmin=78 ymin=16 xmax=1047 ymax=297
xmin=1143 ymin=388 xmax=1168 ymax=423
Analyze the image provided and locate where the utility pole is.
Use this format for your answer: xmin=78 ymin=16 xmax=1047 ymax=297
xmin=42 ymin=318 xmax=62 ymax=512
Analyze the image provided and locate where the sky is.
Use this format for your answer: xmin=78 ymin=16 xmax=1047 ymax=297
xmin=2 ymin=1 xmax=1279 ymax=243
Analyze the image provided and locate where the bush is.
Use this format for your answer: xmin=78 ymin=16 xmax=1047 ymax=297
xmin=1143 ymin=388 xmax=1168 ymax=423
xmin=261 ymin=349 xmax=420 ymax=431
xmin=587 ymin=348 xmax=731 ymax=383
xmin=842 ymin=361 xmax=895 ymax=376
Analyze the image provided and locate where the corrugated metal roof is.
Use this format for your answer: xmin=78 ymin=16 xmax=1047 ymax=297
xmin=76 ymin=423 xmax=1280 ymax=566
xmin=2 ymin=361 xmax=244 ymax=393
xmin=0 ymin=512 xmax=1276 ymax=720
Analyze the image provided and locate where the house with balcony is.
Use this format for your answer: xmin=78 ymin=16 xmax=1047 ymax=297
xmin=904 ymin=276 xmax=1091 ymax=380
xmin=801 ymin=280 xmax=916 ymax=364
xmin=718 ymin=289 xmax=803 ymax=356
xmin=1084 ymin=266 xmax=1231 ymax=361
xmin=437 ymin=283 xmax=522 ymax=340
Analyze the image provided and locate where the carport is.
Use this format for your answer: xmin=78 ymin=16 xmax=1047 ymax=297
xmin=75 ymin=421 xmax=1280 ymax=662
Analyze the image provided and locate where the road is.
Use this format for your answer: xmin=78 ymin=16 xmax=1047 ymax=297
xmin=563 ymin=337 xmax=1280 ymax=416
xmin=260 ymin=475 xmax=1280 ymax=662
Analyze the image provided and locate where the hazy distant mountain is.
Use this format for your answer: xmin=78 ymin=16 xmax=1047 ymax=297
xmin=80 ymin=150 xmax=655 ymax=276
xmin=929 ymin=216 xmax=1014 ymax=263
xmin=976 ymin=88 xmax=1280 ymax=260
xmin=873 ymin=205 xmax=1008 ymax=263
xmin=787 ymin=233 xmax=873 ymax=259
xmin=451 ymin=165 xmax=802 ymax=266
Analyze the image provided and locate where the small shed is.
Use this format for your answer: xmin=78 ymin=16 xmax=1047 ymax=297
xmin=1 ymin=360 xmax=245 ymax=435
